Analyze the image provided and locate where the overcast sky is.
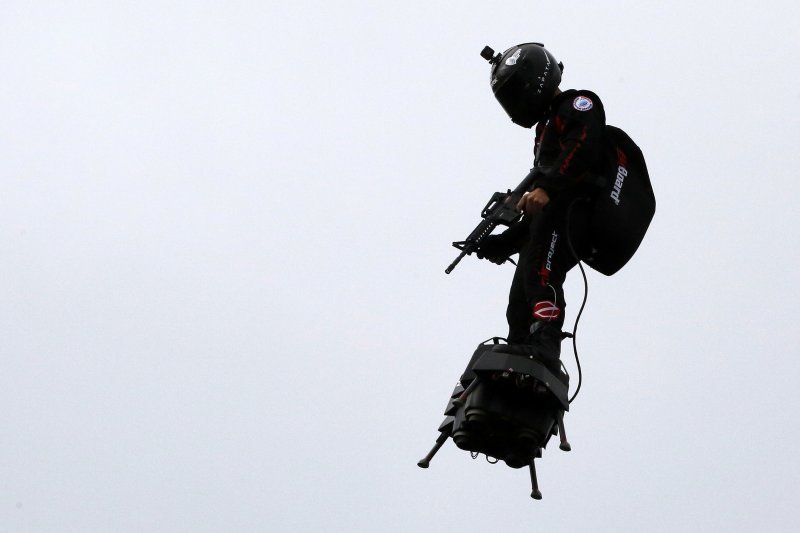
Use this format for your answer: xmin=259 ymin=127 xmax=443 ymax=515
xmin=2 ymin=1 xmax=799 ymax=531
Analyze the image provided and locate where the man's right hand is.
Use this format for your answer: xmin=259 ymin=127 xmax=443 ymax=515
xmin=516 ymin=187 xmax=550 ymax=216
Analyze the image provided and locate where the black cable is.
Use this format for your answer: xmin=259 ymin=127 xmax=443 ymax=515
xmin=564 ymin=198 xmax=590 ymax=404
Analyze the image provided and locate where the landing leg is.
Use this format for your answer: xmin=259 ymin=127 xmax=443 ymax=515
xmin=417 ymin=432 xmax=449 ymax=468
xmin=452 ymin=378 xmax=480 ymax=407
xmin=555 ymin=411 xmax=571 ymax=452
xmin=529 ymin=458 xmax=543 ymax=500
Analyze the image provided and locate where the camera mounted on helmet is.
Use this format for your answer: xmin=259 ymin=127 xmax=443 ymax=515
xmin=481 ymin=43 xmax=564 ymax=128
xmin=480 ymin=46 xmax=503 ymax=65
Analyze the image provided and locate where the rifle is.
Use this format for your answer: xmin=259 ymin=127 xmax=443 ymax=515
xmin=445 ymin=168 xmax=541 ymax=274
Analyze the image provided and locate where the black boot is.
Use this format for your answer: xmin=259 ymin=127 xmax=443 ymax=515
xmin=527 ymin=321 xmax=563 ymax=360
xmin=495 ymin=321 xmax=565 ymax=377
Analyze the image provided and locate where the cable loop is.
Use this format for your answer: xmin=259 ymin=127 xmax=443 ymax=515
xmin=565 ymin=197 xmax=590 ymax=404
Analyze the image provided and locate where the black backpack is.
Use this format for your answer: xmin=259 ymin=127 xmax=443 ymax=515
xmin=582 ymin=126 xmax=656 ymax=276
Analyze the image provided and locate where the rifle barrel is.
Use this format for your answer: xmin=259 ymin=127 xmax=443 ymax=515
xmin=445 ymin=249 xmax=468 ymax=274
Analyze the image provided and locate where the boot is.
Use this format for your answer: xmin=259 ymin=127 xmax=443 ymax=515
xmin=527 ymin=321 xmax=563 ymax=360
xmin=496 ymin=321 xmax=564 ymax=377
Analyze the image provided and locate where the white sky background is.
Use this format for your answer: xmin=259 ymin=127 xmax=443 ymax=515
xmin=1 ymin=1 xmax=798 ymax=531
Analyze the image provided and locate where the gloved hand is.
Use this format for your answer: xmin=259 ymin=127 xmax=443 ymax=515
xmin=477 ymin=233 xmax=517 ymax=264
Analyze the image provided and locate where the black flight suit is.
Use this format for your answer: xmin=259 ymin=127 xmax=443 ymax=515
xmin=504 ymin=89 xmax=607 ymax=346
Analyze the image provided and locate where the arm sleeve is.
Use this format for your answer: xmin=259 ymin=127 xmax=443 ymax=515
xmin=534 ymin=92 xmax=606 ymax=194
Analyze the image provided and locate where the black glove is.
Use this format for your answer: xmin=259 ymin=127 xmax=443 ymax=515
xmin=476 ymin=233 xmax=517 ymax=264
xmin=476 ymin=221 xmax=528 ymax=264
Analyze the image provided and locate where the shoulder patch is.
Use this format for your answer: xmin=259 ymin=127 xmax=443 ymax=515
xmin=573 ymin=95 xmax=593 ymax=111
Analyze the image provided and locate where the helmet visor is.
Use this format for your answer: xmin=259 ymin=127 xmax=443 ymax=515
xmin=494 ymin=73 xmax=542 ymax=128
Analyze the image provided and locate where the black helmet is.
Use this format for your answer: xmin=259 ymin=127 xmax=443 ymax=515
xmin=481 ymin=43 xmax=563 ymax=128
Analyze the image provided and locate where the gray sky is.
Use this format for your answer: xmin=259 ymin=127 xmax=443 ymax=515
xmin=2 ymin=1 xmax=799 ymax=531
